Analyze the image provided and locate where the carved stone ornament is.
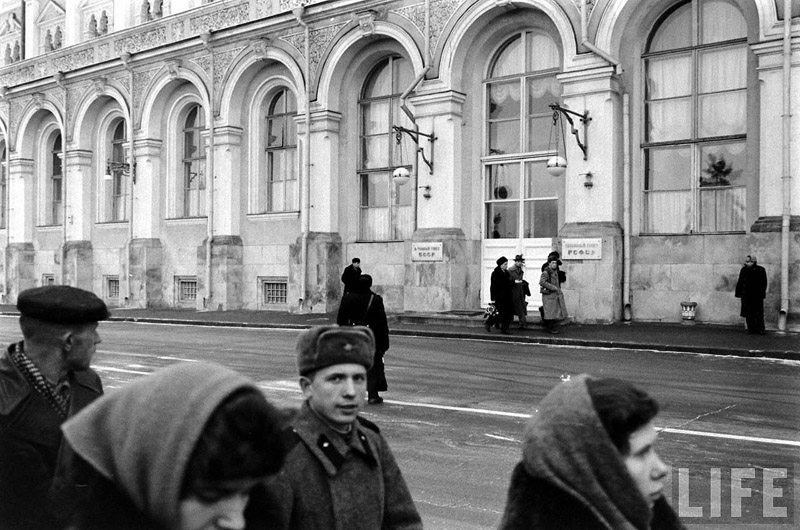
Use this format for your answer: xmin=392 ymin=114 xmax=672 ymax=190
xmin=166 ymin=60 xmax=182 ymax=79
xmin=92 ymin=77 xmax=107 ymax=96
xmin=356 ymin=11 xmax=377 ymax=36
xmin=251 ymin=37 xmax=271 ymax=60
xmin=32 ymin=93 xmax=44 ymax=110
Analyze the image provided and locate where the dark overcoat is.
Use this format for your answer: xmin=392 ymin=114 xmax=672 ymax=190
xmin=0 ymin=344 xmax=103 ymax=530
xmin=735 ymin=263 xmax=767 ymax=316
xmin=337 ymin=290 xmax=390 ymax=393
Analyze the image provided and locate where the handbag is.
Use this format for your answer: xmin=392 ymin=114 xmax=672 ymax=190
xmin=483 ymin=303 xmax=498 ymax=320
xmin=558 ymin=270 xmax=567 ymax=284
xmin=348 ymin=295 xmax=374 ymax=326
xmin=522 ymin=280 xmax=531 ymax=297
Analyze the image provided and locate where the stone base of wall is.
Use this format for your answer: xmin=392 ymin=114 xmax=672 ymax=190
xmin=129 ymin=238 xmax=165 ymax=309
xmin=63 ymin=240 xmax=93 ymax=291
xmin=403 ymin=228 xmax=479 ymax=312
xmin=289 ymin=232 xmax=343 ymax=314
xmin=197 ymin=236 xmax=244 ymax=311
xmin=557 ymin=222 xmax=623 ymax=323
xmin=5 ymin=242 xmax=35 ymax=303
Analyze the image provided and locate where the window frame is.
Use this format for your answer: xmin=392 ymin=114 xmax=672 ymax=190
xmin=254 ymin=87 xmax=298 ymax=214
xmin=178 ymin=104 xmax=207 ymax=219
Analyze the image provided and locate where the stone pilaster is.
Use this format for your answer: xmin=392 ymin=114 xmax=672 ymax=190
xmin=6 ymin=158 xmax=34 ymax=244
xmin=5 ymin=242 xmax=35 ymax=303
xmin=304 ymin=109 xmax=342 ymax=232
xmin=129 ymin=238 xmax=164 ymax=308
xmin=63 ymin=149 xmax=93 ymax=241
xmin=196 ymin=235 xmax=243 ymax=311
xmin=212 ymin=126 xmax=243 ymax=235
xmin=131 ymin=139 xmax=163 ymax=239
xmin=289 ymin=232 xmax=343 ymax=313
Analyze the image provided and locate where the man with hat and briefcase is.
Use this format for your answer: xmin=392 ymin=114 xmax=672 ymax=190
xmin=0 ymin=285 xmax=109 ymax=530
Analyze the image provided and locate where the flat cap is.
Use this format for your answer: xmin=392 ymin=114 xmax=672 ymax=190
xmin=296 ymin=325 xmax=374 ymax=376
xmin=17 ymin=285 xmax=110 ymax=324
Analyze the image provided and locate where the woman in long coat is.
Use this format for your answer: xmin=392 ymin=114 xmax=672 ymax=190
xmin=489 ymin=256 xmax=514 ymax=334
xmin=336 ymin=274 xmax=390 ymax=404
xmin=539 ymin=257 xmax=567 ymax=334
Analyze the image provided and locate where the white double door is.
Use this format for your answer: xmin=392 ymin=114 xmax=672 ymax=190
xmin=481 ymin=239 xmax=553 ymax=308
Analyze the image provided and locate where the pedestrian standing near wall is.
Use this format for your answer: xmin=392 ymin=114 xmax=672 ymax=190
xmin=508 ymin=255 xmax=529 ymax=329
xmin=336 ymin=274 xmax=390 ymax=404
xmin=264 ymin=325 xmax=423 ymax=530
xmin=734 ymin=254 xmax=768 ymax=334
xmin=341 ymin=258 xmax=362 ymax=295
xmin=539 ymin=256 xmax=567 ymax=334
xmin=497 ymin=375 xmax=685 ymax=530
xmin=488 ymin=256 xmax=514 ymax=334
xmin=62 ymin=362 xmax=287 ymax=530
xmin=0 ymin=286 xmax=109 ymax=530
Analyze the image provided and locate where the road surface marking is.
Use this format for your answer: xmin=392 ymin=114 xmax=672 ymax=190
xmin=98 ymin=350 xmax=199 ymax=362
xmin=94 ymin=365 xmax=151 ymax=375
xmin=256 ymin=381 xmax=800 ymax=448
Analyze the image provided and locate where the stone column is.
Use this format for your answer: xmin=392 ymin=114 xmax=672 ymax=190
xmin=128 ymin=139 xmax=164 ymax=308
xmin=288 ymin=110 xmax=344 ymax=313
xmin=5 ymin=158 xmax=35 ymax=301
xmin=62 ymin=149 xmax=93 ymax=290
xmin=557 ymin=66 xmax=624 ymax=322
xmin=401 ymin=90 xmax=476 ymax=311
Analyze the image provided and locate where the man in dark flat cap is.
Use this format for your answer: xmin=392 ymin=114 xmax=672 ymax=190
xmin=259 ymin=325 xmax=422 ymax=530
xmin=0 ymin=285 xmax=109 ymax=530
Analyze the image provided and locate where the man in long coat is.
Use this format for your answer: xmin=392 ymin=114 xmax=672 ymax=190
xmin=489 ymin=256 xmax=514 ymax=334
xmin=735 ymin=254 xmax=768 ymax=334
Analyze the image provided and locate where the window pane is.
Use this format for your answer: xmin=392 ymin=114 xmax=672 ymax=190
xmin=488 ymin=81 xmax=521 ymax=120
xmin=644 ymin=190 xmax=691 ymax=233
xmin=524 ymin=199 xmax=558 ymax=238
xmin=527 ymin=116 xmax=553 ymax=153
xmin=699 ymin=47 xmax=746 ymax=92
xmin=701 ymin=0 xmax=746 ymax=44
xmin=267 ymin=117 xmax=284 ymax=147
xmin=699 ymin=142 xmax=746 ymax=187
xmin=646 ymin=55 xmax=691 ymax=100
xmin=362 ymin=100 xmax=390 ymax=135
xmin=646 ymin=99 xmax=692 ymax=142
xmin=649 ymin=3 xmax=692 ymax=52
xmin=490 ymin=35 xmax=522 ymax=77
xmin=362 ymin=136 xmax=389 ymax=169
xmin=486 ymin=202 xmax=519 ymax=238
xmin=699 ymin=91 xmax=746 ymax=137
xmin=527 ymin=76 xmax=561 ymax=115
xmin=392 ymin=57 xmax=413 ymax=93
xmin=525 ymin=161 xmax=558 ymax=199
xmin=699 ymin=185 xmax=745 ymax=232
xmin=486 ymin=163 xmax=519 ymax=201
xmin=488 ymin=121 xmax=520 ymax=155
xmin=361 ymin=173 xmax=389 ymax=207
xmin=526 ymin=32 xmax=560 ymax=71
xmin=363 ymin=60 xmax=391 ymax=98
xmin=645 ymin=147 xmax=691 ymax=191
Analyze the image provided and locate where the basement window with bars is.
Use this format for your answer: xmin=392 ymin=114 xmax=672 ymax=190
xmin=105 ymin=276 xmax=120 ymax=300
xmin=259 ymin=277 xmax=287 ymax=307
xmin=176 ymin=277 xmax=198 ymax=305
xmin=42 ymin=274 xmax=55 ymax=286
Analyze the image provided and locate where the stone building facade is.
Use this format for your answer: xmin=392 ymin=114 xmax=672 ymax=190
xmin=0 ymin=0 xmax=797 ymax=329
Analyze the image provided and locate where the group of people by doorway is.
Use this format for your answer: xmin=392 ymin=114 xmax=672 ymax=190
xmin=488 ymin=251 xmax=568 ymax=334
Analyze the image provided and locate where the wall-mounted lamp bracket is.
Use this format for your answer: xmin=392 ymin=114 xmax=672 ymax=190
xmin=392 ymin=125 xmax=436 ymax=174
xmin=106 ymin=160 xmax=136 ymax=183
xmin=549 ymin=103 xmax=590 ymax=160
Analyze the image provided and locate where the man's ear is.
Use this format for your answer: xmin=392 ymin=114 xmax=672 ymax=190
xmin=62 ymin=332 xmax=74 ymax=352
xmin=299 ymin=376 xmax=312 ymax=396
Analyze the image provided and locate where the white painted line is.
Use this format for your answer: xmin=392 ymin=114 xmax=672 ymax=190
xmin=660 ymin=427 xmax=800 ymax=448
xmin=93 ymin=365 xmax=151 ymax=375
xmin=255 ymin=383 xmax=800 ymax=448
xmin=98 ymin=350 xmax=198 ymax=362
xmin=485 ymin=433 xmax=519 ymax=442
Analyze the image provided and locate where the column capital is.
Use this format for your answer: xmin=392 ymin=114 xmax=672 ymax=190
xmin=558 ymin=66 xmax=622 ymax=98
xmin=409 ymin=90 xmax=467 ymax=118
xmin=214 ymin=126 xmax=243 ymax=146
xmin=63 ymin=149 xmax=93 ymax=164
xmin=297 ymin=109 xmax=343 ymax=134
xmin=133 ymin=138 xmax=163 ymax=157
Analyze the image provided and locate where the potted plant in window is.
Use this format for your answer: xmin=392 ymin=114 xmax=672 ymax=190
xmin=700 ymin=153 xmax=732 ymax=187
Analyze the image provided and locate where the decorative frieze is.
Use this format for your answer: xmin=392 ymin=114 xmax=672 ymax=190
xmin=215 ymin=47 xmax=246 ymax=91
xmin=132 ymin=68 xmax=159 ymax=127
xmin=281 ymin=22 xmax=347 ymax=82
xmin=191 ymin=56 xmax=212 ymax=80
xmin=171 ymin=20 xmax=186 ymax=42
xmin=392 ymin=2 xmax=426 ymax=35
xmin=114 ymin=27 xmax=168 ymax=55
xmin=190 ymin=3 xmax=250 ymax=34
xmin=0 ymin=64 xmax=34 ymax=87
xmin=254 ymin=0 xmax=274 ymax=19
xmin=51 ymin=49 xmax=95 ymax=74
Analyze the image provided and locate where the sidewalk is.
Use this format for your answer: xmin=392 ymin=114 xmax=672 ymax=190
xmin=3 ymin=305 xmax=796 ymax=361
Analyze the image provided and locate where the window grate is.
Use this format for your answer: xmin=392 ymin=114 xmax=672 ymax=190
xmin=260 ymin=277 xmax=287 ymax=306
xmin=42 ymin=274 xmax=55 ymax=286
xmin=177 ymin=278 xmax=198 ymax=302
xmin=106 ymin=276 xmax=120 ymax=299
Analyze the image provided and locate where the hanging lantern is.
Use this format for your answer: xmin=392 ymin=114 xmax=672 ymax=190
xmin=392 ymin=166 xmax=411 ymax=186
xmin=546 ymin=156 xmax=567 ymax=177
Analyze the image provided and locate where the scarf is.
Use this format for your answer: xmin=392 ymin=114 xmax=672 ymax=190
xmin=9 ymin=341 xmax=69 ymax=418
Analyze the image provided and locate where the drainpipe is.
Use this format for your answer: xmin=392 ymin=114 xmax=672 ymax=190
xmin=622 ymin=93 xmax=631 ymax=321
xmin=200 ymin=31 xmax=215 ymax=310
xmin=120 ymin=52 xmax=135 ymax=306
xmin=399 ymin=0 xmax=432 ymax=231
xmin=54 ymin=72 xmax=67 ymax=282
xmin=293 ymin=6 xmax=311 ymax=312
xmin=778 ymin=0 xmax=793 ymax=331
xmin=1 ymin=107 xmax=8 ymax=302
xmin=581 ymin=0 xmax=620 ymax=74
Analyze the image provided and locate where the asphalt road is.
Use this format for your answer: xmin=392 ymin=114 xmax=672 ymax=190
xmin=4 ymin=317 xmax=797 ymax=530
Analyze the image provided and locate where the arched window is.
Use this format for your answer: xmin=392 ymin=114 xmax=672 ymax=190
xmin=103 ymin=120 xmax=128 ymax=222
xmin=483 ymin=30 xmax=562 ymax=241
xmin=180 ymin=105 xmax=206 ymax=218
xmin=256 ymin=88 xmax=297 ymax=213
xmin=357 ymin=56 xmax=415 ymax=241
xmin=642 ymin=0 xmax=748 ymax=234
xmin=46 ymin=132 xmax=63 ymax=225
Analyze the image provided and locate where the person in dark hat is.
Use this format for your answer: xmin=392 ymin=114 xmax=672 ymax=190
xmin=341 ymin=257 xmax=362 ymax=295
xmin=261 ymin=325 xmax=423 ymax=530
xmin=735 ymin=254 xmax=768 ymax=334
xmin=489 ymin=256 xmax=514 ymax=334
xmin=508 ymin=254 xmax=529 ymax=329
xmin=0 ymin=285 xmax=109 ymax=530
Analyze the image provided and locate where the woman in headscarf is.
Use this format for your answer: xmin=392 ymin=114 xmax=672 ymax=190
xmin=498 ymin=375 xmax=685 ymax=530
xmin=61 ymin=362 xmax=287 ymax=530
xmin=539 ymin=254 xmax=568 ymax=334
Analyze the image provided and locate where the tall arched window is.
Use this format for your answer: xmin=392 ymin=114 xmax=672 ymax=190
xmin=181 ymin=105 xmax=206 ymax=218
xmin=257 ymin=88 xmax=298 ymax=213
xmin=103 ymin=120 xmax=128 ymax=222
xmin=484 ymin=30 xmax=562 ymax=240
xmin=642 ymin=0 xmax=748 ymax=234
xmin=46 ymin=132 xmax=63 ymax=225
xmin=358 ymin=56 xmax=415 ymax=241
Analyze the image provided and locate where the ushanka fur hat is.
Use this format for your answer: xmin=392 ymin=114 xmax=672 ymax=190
xmin=296 ymin=325 xmax=375 ymax=376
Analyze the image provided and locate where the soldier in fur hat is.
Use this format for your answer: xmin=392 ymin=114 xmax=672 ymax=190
xmin=261 ymin=325 xmax=422 ymax=530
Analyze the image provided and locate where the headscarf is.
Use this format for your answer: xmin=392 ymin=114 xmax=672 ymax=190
xmin=62 ymin=362 xmax=261 ymax=528
xmin=521 ymin=374 xmax=653 ymax=530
